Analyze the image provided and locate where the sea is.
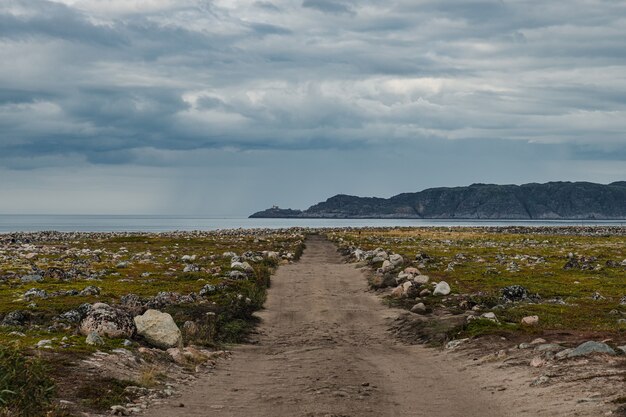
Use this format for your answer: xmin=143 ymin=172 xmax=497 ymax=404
xmin=0 ymin=215 xmax=624 ymax=233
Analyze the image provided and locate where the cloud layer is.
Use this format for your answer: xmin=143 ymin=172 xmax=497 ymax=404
xmin=0 ymin=0 xmax=625 ymax=213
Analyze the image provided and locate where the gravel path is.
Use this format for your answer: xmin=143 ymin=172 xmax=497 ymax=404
xmin=148 ymin=236 xmax=588 ymax=417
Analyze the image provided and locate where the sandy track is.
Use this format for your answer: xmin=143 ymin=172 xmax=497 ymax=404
xmin=148 ymin=236 xmax=592 ymax=417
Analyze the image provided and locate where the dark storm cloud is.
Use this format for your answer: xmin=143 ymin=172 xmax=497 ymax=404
xmin=0 ymin=0 xmax=626 ymax=169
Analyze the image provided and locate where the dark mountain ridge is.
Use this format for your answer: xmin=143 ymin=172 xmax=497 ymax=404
xmin=250 ymin=181 xmax=626 ymax=219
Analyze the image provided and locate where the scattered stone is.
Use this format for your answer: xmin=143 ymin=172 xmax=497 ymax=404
xmin=521 ymin=315 xmax=539 ymax=326
xmin=199 ymin=284 xmax=217 ymax=297
xmin=134 ymin=309 xmax=182 ymax=349
xmin=564 ymin=255 xmax=600 ymax=271
xmin=85 ymin=332 xmax=105 ymax=346
xmin=480 ymin=312 xmax=498 ymax=323
xmin=20 ymin=274 xmax=43 ymax=283
xmin=395 ymin=271 xmax=410 ymax=284
xmin=380 ymin=260 xmax=393 ymax=273
xmin=228 ymin=270 xmax=247 ymax=280
xmin=183 ymin=264 xmax=200 ymax=273
xmin=591 ymin=292 xmax=605 ymax=301
xmin=413 ymin=275 xmax=429 ymax=285
xmin=111 ymin=405 xmax=130 ymax=416
xmin=410 ymin=303 xmax=427 ymax=314
xmin=1 ymin=310 xmax=30 ymax=326
xmin=182 ymin=321 xmax=199 ymax=339
xmin=433 ymin=281 xmax=451 ymax=296
xmin=80 ymin=285 xmax=100 ymax=296
xmin=419 ymin=289 xmax=431 ymax=297
xmin=567 ymin=341 xmax=616 ymax=358
xmin=506 ymin=261 xmax=520 ymax=272
xmin=389 ymin=254 xmax=403 ymax=267
xmin=555 ymin=348 xmax=574 ymax=360
xmin=231 ymin=261 xmax=254 ymax=273
xmin=36 ymin=339 xmax=52 ymax=348
xmin=23 ymin=288 xmax=48 ymax=299
xmin=501 ymin=285 xmax=530 ymax=302
xmin=44 ymin=267 xmax=67 ymax=280
xmin=446 ymin=338 xmax=469 ymax=349
xmin=530 ymin=375 xmax=550 ymax=386
xmin=181 ymin=254 xmax=196 ymax=262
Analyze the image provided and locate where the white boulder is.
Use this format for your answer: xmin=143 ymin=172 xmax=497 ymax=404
xmin=134 ymin=309 xmax=182 ymax=349
xmin=433 ymin=281 xmax=451 ymax=296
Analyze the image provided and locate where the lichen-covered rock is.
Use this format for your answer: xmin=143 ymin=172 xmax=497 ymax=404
xmin=229 ymin=270 xmax=248 ymax=280
xmin=44 ymin=267 xmax=67 ymax=280
xmin=501 ymin=285 xmax=531 ymax=302
xmin=199 ymin=284 xmax=217 ymax=297
xmin=79 ymin=303 xmax=136 ymax=338
xmin=1 ymin=310 xmax=30 ymax=327
xmin=134 ymin=309 xmax=182 ymax=349
xmin=23 ymin=288 xmax=48 ymax=299
xmin=80 ymin=285 xmax=100 ymax=296
xmin=231 ymin=261 xmax=254 ymax=273
xmin=20 ymin=274 xmax=43 ymax=283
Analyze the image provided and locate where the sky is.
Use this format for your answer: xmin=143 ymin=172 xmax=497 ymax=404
xmin=1 ymin=0 xmax=625 ymax=216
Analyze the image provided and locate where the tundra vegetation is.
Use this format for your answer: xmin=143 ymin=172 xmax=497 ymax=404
xmin=328 ymin=227 xmax=626 ymax=340
xmin=0 ymin=230 xmax=304 ymax=416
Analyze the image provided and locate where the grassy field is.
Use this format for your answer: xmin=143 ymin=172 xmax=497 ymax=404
xmin=0 ymin=229 xmax=304 ymax=416
xmin=328 ymin=227 xmax=626 ymax=339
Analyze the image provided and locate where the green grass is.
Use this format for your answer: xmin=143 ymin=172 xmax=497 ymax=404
xmin=329 ymin=227 xmax=626 ymax=338
xmin=0 ymin=346 xmax=55 ymax=417
xmin=0 ymin=229 xmax=305 ymax=415
xmin=75 ymin=377 xmax=136 ymax=411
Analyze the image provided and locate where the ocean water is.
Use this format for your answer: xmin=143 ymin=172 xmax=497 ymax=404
xmin=0 ymin=215 xmax=624 ymax=233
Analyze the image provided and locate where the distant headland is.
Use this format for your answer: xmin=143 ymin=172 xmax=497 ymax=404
xmin=250 ymin=181 xmax=626 ymax=220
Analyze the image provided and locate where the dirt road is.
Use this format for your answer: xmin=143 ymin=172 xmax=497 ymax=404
xmin=149 ymin=236 xmax=590 ymax=417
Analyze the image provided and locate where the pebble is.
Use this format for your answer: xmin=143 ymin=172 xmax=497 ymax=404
xmin=410 ymin=303 xmax=427 ymax=314
xmin=530 ymin=375 xmax=550 ymax=386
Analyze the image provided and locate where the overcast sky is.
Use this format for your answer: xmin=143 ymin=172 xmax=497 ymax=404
xmin=1 ymin=0 xmax=625 ymax=215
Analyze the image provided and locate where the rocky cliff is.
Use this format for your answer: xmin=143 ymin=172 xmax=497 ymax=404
xmin=250 ymin=182 xmax=626 ymax=219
